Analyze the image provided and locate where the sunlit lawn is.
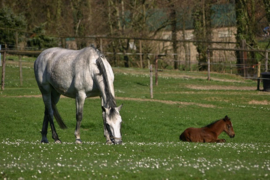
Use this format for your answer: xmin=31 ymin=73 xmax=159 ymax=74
xmin=0 ymin=62 xmax=270 ymax=179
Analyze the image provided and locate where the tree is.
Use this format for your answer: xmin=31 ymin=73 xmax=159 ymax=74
xmin=167 ymin=0 xmax=178 ymax=69
xmin=263 ymin=0 xmax=270 ymax=22
xmin=0 ymin=7 xmax=26 ymax=47
xmin=26 ymin=24 xmax=58 ymax=50
xmin=178 ymin=0 xmax=195 ymax=70
xmin=192 ymin=0 xmax=212 ymax=71
xmin=235 ymin=0 xmax=258 ymax=77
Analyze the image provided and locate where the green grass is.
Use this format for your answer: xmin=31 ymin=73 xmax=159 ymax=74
xmin=0 ymin=60 xmax=270 ymax=179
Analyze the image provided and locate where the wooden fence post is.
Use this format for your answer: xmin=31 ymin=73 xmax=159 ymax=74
xmin=19 ymin=55 xmax=23 ymax=86
xmin=100 ymin=38 xmax=103 ymax=52
xmin=207 ymin=49 xmax=211 ymax=81
xmin=1 ymin=50 xmax=6 ymax=90
xmin=257 ymin=62 xmax=261 ymax=90
xmin=0 ymin=45 xmax=1 ymax=66
xmin=265 ymin=50 xmax=268 ymax=72
xmin=155 ymin=56 xmax=158 ymax=86
xmin=15 ymin=31 xmax=18 ymax=49
xmin=150 ymin=64 xmax=153 ymax=98
xmin=242 ymin=40 xmax=247 ymax=77
xmin=61 ymin=37 xmax=66 ymax=48
xmin=139 ymin=40 xmax=142 ymax=68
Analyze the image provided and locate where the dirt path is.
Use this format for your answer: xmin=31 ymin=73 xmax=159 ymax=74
xmin=186 ymin=85 xmax=255 ymax=91
xmin=2 ymin=95 xmax=215 ymax=108
xmin=113 ymin=68 xmax=245 ymax=83
xmin=116 ymin=97 xmax=215 ymax=108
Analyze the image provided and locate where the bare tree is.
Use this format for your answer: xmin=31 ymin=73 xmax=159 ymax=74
xmin=263 ymin=0 xmax=270 ymax=22
xmin=178 ymin=0 xmax=195 ymax=70
xmin=235 ymin=0 xmax=258 ymax=77
xmin=193 ymin=0 xmax=213 ymax=71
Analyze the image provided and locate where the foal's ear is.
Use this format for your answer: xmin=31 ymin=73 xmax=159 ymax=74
xmin=224 ymin=115 xmax=230 ymax=121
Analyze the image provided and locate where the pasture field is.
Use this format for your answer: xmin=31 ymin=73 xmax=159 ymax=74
xmin=0 ymin=59 xmax=270 ymax=179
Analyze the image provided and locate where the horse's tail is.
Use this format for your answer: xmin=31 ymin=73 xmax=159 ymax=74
xmin=52 ymin=103 xmax=67 ymax=129
xmin=96 ymin=57 xmax=117 ymax=107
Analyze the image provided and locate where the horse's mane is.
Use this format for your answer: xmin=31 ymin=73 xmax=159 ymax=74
xmin=204 ymin=116 xmax=230 ymax=128
xmin=90 ymin=45 xmax=105 ymax=57
xmin=96 ymin=54 xmax=117 ymax=108
xmin=204 ymin=120 xmax=220 ymax=128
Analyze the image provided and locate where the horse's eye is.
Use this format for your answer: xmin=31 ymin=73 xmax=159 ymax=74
xmin=227 ymin=125 xmax=231 ymax=128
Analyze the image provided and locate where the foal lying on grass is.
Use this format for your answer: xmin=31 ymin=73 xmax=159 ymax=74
xmin=180 ymin=115 xmax=235 ymax=143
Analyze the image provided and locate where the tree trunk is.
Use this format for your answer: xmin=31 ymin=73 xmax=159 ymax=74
xmin=168 ymin=0 xmax=178 ymax=69
xmin=192 ymin=0 xmax=212 ymax=71
xmin=263 ymin=0 xmax=270 ymax=22
xmin=235 ymin=0 xmax=258 ymax=77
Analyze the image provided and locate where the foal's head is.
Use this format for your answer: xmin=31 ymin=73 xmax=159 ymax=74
xmin=102 ymin=105 xmax=123 ymax=144
xmin=223 ymin=115 xmax=235 ymax=138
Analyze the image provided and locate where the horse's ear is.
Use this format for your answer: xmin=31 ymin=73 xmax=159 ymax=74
xmin=224 ymin=115 xmax=230 ymax=121
xmin=116 ymin=104 xmax=123 ymax=112
xmin=102 ymin=106 xmax=111 ymax=114
xmin=101 ymin=106 xmax=106 ymax=112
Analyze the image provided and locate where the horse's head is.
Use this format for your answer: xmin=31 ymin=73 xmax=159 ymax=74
xmin=223 ymin=115 xmax=235 ymax=138
xmin=102 ymin=105 xmax=123 ymax=145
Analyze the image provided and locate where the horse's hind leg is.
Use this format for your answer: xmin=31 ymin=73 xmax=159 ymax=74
xmin=41 ymin=91 xmax=61 ymax=143
xmin=41 ymin=108 xmax=49 ymax=143
xmin=50 ymin=91 xmax=62 ymax=143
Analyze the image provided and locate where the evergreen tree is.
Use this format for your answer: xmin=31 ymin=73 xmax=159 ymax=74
xmin=0 ymin=7 xmax=26 ymax=47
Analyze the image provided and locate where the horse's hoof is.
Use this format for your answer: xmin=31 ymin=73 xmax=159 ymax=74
xmin=75 ymin=139 xmax=82 ymax=144
xmin=106 ymin=140 xmax=113 ymax=145
xmin=41 ymin=139 xmax=49 ymax=143
xmin=55 ymin=140 xmax=62 ymax=144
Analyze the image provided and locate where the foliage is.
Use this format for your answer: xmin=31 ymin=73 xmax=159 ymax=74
xmin=192 ymin=1 xmax=213 ymax=71
xmin=26 ymin=24 xmax=58 ymax=50
xmin=0 ymin=7 xmax=26 ymax=46
xmin=0 ymin=59 xmax=270 ymax=179
xmin=263 ymin=0 xmax=270 ymax=23
xmin=235 ymin=0 xmax=258 ymax=76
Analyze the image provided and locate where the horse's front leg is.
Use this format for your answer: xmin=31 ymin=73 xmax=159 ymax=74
xmin=100 ymin=98 xmax=112 ymax=144
xmin=102 ymin=111 xmax=112 ymax=144
xmin=74 ymin=93 xmax=86 ymax=144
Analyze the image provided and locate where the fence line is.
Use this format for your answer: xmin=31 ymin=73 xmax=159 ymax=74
xmin=207 ymin=47 xmax=269 ymax=81
xmin=1 ymin=46 xmax=270 ymax=91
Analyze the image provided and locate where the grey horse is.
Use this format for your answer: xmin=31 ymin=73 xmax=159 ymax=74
xmin=34 ymin=46 xmax=123 ymax=144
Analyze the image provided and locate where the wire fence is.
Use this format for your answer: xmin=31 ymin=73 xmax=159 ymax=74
xmin=1 ymin=37 xmax=270 ymax=91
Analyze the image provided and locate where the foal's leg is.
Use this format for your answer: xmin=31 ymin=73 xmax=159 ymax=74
xmin=74 ymin=92 xmax=86 ymax=144
xmin=216 ymin=139 xmax=226 ymax=143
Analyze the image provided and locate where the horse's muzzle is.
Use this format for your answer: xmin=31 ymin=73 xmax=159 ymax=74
xmin=230 ymin=134 xmax=235 ymax=138
xmin=114 ymin=139 xmax=122 ymax=145
xmin=111 ymin=137 xmax=122 ymax=145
